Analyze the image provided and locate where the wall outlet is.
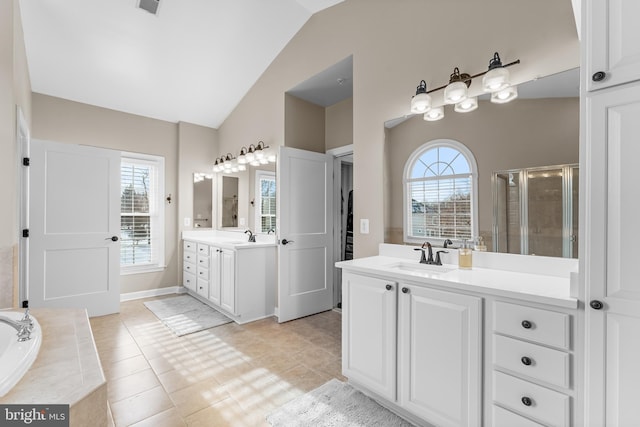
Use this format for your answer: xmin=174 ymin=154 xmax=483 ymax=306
xmin=360 ymin=219 xmax=370 ymax=234
xmin=184 ymin=217 xmax=191 ymax=227
xmin=239 ymin=217 xmax=246 ymax=226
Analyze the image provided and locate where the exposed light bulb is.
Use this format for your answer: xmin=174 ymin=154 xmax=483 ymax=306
xmin=423 ymin=106 xmax=444 ymax=121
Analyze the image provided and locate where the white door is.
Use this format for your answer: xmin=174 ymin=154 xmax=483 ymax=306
xmin=342 ymin=272 xmax=397 ymax=401
xmin=29 ymin=139 xmax=121 ymax=317
xmin=585 ymin=84 xmax=640 ymax=426
xmin=398 ymin=284 xmax=481 ymax=427
xmin=277 ymin=147 xmax=333 ymax=322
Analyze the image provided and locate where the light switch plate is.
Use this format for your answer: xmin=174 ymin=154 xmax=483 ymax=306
xmin=239 ymin=218 xmax=246 ymax=226
xmin=184 ymin=217 xmax=191 ymax=227
xmin=360 ymin=219 xmax=369 ymax=234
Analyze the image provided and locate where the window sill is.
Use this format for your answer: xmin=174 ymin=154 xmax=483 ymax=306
xmin=121 ymin=265 xmax=166 ymax=276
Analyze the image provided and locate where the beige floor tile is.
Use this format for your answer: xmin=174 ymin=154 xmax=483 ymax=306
xmin=110 ymin=385 xmax=174 ymax=426
xmin=98 ymin=341 xmax=143 ymax=365
xmin=170 ymin=378 xmax=229 ymax=417
xmin=108 ymin=368 xmax=160 ymax=403
xmin=130 ymin=407 xmax=186 ymax=427
xmin=104 ymin=354 xmax=151 ymax=382
xmin=185 ymin=397 xmax=253 ymax=427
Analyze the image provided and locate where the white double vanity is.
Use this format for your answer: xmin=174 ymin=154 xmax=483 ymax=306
xmin=337 ymin=244 xmax=579 ymax=427
xmin=181 ymin=230 xmax=277 ymax=324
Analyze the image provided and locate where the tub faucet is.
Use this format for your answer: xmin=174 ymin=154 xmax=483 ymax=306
xmin=0 ymin=308 xmax=33 ymax=342
xmin=244 ymin=229 xmax=256 ymax=242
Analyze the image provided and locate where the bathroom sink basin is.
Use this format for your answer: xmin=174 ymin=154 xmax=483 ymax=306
xmin=384 ymin=262 xmax=455 ymax=276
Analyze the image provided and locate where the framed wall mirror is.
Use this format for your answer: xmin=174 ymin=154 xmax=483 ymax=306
xmin=193 ymin=173 xmax=213 ymax=228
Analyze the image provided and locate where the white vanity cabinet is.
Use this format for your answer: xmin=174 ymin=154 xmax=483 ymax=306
xmin=585 ymin=0 xmax=640 ymax=91
xmin=182 ymin=238 xmax=276 ymax=324
xmin=342 ymin=271 xmax=482 ymax=427
xmin=398 ymin=283 xmax=482 ymax=427
xmin=488 ymin=301 xmax=576 ymax=427
xmin=583 ymin=1 xmax=640 ymax=423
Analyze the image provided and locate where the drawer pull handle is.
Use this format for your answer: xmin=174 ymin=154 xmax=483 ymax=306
xmin=386 ymin=284 xmax=393 ymax=291
xmin=521 ymin=396 xmax=533 ymax=406
xmin=401 ymin=287 xmax=409 ymax=294
xmin=521 ymin=356 xmax=533 ymax=366
xmin=521 ymin=320 xmax=533 ymax=329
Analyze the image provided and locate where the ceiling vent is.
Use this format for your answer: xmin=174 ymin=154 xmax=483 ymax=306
xmin=138 ymin=0 xmax=160 ymax=15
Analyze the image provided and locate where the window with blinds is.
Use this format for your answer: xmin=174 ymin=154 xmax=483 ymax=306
xmin=120 ymin=153 xmax=165 ymax=273
xmin=405 ymin=142 xmax=476 ymax=242
xmin=255 ymin=171 xmax=276 ymax=233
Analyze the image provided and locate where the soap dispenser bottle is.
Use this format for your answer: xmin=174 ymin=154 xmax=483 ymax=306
xmin=458 ymin=239 xmax=473 ymax=270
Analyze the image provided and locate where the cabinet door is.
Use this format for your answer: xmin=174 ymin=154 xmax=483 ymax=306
xmin=342 ymin=272 xmax=397 ymax=401
xmin=208 ymin=247 xmax=221 ymax=306
xmin=399 ymin=284 xmax=482 ymax=427
xmin=220 ymin=249 xmax=236 ymax=314
xmin=585 ymin=0 xmax=640 ymax=91
xmin=585 ymin=83 xmax=640 ymax=426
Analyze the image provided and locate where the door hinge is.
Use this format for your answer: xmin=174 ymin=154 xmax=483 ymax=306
xmin=21 ymin=300 xmax=29 ymax=308
xmin=22 ymin=229 xmax=29 ymax=238
xmin=22 ymin=157 xmax=30 ymax=166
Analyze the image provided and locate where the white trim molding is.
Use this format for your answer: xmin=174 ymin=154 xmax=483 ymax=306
xmin=120 ymin=285 xmax=186 ymax=302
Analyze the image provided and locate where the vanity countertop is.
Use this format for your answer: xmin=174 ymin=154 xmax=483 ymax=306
xmin=336 ymin=255 xmax=578 ymax=309
xmin=182 ymin=230 xmax=277 ymax=249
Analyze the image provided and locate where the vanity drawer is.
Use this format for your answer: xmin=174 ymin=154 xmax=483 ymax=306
xmin=183 ymin=261 xmax=196 ymax=274
xmin=197 ymin=278 xmax=209 ymax=297
xmin=493 ymin=301 xmax=570 ymax=350
xmin=197 ymin=266 xmax=209 ymax=281
xmin=183 ymin=271 xmax=196 ymax=291
xmin=197 ymin=243 xmax=210 ymax=256
xmin=184 ymin=240 xmax=196 ymax=253
xmin=492 ymin=405 xmax=545 ymax=427
xmin=184 ymin=251 xmax=196 ymax=264
xmin=493 ymin=334 xmax=570 ymax=389
xmin=493 ymin=371 xmax=570 ymax=427
xmin=197 ymin=254 xmax=210 ymax=269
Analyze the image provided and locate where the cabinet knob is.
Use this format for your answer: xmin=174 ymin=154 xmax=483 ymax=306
xmin=521 ymin=396 xmax=533 ymax=407
xmin=386 ymin=284 xmax=393 ymax=291
xmin=521 ymin=320 xmax=533 ymax=329
xmin=592 ymin=71 xmax=607 ymax=82
xmin=401 ymin=287 xmax=409 ymax=294
xmin=521 ymin=356 xmax=533 ymax=366
xmin=590 ymin=300 xmax=604 ymax=310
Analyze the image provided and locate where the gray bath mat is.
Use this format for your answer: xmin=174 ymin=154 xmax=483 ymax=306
xmin=266 ymin=379 xmax=415 ymax=426
xmin=144 ymin=295 xmax=232 ymax=336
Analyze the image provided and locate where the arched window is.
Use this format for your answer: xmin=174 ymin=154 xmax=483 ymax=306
xmin=404 ymin=139 xmax=478 ymax=244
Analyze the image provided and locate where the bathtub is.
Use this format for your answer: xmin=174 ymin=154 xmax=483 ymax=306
xmin=0 ymin=310 xmax=42 ymax=397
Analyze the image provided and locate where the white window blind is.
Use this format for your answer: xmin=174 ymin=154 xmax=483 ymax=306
xmin=405 ymin=142 xmax=477 ymax=243
xmin=255 ymin=171 xmax=276 ymax=233
xmin=120 ymin=153 xmax=165 ymax=273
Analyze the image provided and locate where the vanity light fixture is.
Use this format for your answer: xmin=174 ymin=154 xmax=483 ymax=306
xmin=213 ymin=142 xmax=276 ymax=174
xmin=237 ymin=147 xmax=248 ymax=164
xmin=410 ymin=52 xmax=520 ymax=121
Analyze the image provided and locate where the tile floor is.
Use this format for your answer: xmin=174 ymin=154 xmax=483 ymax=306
xmin=89 ymin=296 xmax=345 ymax=427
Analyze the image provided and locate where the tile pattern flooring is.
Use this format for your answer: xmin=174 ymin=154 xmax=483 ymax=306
xmin=90 ymin=296 xmax=344 ymax=426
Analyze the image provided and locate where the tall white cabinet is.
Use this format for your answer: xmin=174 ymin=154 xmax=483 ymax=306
xmin=583 ymin=0 xmax=640 ymax=425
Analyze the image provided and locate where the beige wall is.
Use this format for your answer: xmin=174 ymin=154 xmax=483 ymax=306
xmin=284 ymin=94 xmax=326 ymax=153
xmin=0 ymin=0 xmax=32 ymax=309
xmin=31 ymin=94 xmax=181 ymax=294
xmin=218 ymin=0 xmax=580 ymax=257
xmin=326 ymin=97 xmax=353 ymax=150
xmin=386 ymin=97 xmax=579 ymax=245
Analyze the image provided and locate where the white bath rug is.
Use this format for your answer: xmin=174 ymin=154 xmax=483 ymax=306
xmin=144 ymin=295 xmax=232 ymax=336
xmin=266 ymin=379 xmax=416 ymax=427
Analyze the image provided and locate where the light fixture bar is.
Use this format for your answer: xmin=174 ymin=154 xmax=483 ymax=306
xmin=425 ymin=59 xmax=520 ymax=94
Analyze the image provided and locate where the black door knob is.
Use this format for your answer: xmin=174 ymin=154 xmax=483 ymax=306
xmin=281 ymin=239 xmax=294 ymax=245
xmin=401 ymin=287 xmax=409 ymax=294
xmin=386 ymin=284 xmax=393 ymax=291
xmin=592 ymin=71 xmax=606 ymax=82
xmin=521 ymin=320 xmax=532 ymax=329
xmin=521 ymin=396 xmax=533 ymax=406
xmin=521 ymin=356 xmax=533 ymax=366
xmin=590 ymin=300 xmax=604 ymax=310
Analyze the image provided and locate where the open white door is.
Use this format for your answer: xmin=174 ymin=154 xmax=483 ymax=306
xmin=277 ymin=147 xmax=333 ymax=323
xmin=29 ymin=139 xmax=121 ymax=316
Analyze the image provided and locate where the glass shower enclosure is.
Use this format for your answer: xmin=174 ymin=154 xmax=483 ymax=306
xmin=492 ymin=164 xmax=578 ymax=258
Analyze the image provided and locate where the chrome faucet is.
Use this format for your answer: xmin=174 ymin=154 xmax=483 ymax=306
xmin=267 ymin=228 xmax=275 ymax=235
xmin=414 ymin=242 xmax=435 ymax=264
xmin=443 ymin=239 xmax=453 ymax=248
xmin=0 ymin=308 xmax=34 ymax=342
xmin=244 ymin=229 xmax=256 ymax=242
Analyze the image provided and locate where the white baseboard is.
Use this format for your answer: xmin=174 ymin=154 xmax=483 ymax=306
xmin=120 ymin=286 xmax=186 ymax=302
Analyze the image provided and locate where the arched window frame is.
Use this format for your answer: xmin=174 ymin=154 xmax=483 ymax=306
xmin=403 ymin=139 xmax=479 ymax=246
